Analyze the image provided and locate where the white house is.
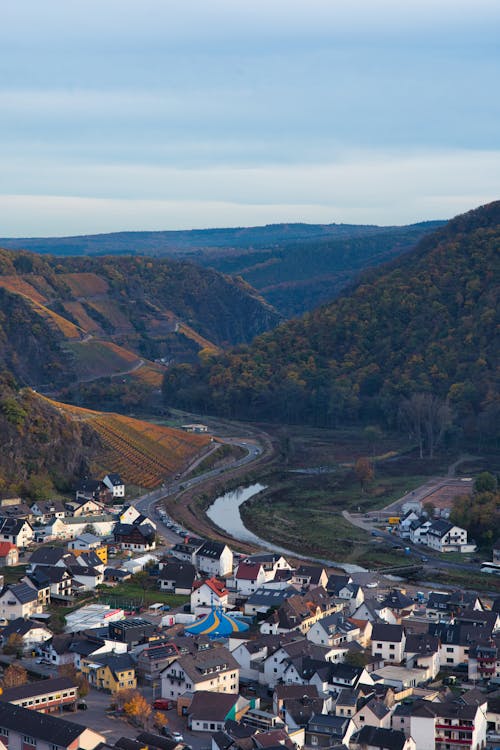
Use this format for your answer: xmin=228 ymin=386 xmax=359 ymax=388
xmin=102 ymin=473 xmax=125 ymax=498
xmin=161 ymin=646 xmax=239 ymax=701
xmin=195 ymin=541 xmax=233 ymax=577
xmin=191 ymin=577 xmax=229 ymax=613
xmin=371 ymin=624 xmax=406 ymax=663
xmin=425 ymin=520 xmax=473 ymax=553
xmin=0 ymin=518 xmax=34 ymax=548
xmin=1 ymin=617 xmax=52 ymax=653
xmin=409 ymin=696 xmax=486 ymax=750
xmin=232 ymin=561 xmax=267 ymax=597
xmin=0 ymin=583 xmax=42 ymax=621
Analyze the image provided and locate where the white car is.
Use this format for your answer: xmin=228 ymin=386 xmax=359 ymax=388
xmin=170 ymin=732 xmax=184 ymax=742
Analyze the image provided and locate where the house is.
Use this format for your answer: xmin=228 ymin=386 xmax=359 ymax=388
xmin=403 ymin=634 xmax=440 ymax=678
xmin=135 ymin=642 xmax=179 ymax=681
xmin=293 ymin=565 xmax=329 ymax=590
xmin=273 ymin=684 xmax=321 ymax=716
xmin=334 ymin=688 xmax=358 ymax=718
xmin=160 ymin=645 xmax=239 ymax=701
xmin=0 ymin=517 xmax=34 ymax=548
xmin=428 ymin=621 xmax=492 ymax=667
xmin=66 ymin=497 xmax=106 ymax=517
xmin=262 ymin=587 xmax=338 ymax=635
xmin=378 ymin=591 xmax=415 ymax=619
xmin=66 ymin=564 xmax=103 ymax=591
xmin=68 ymin=534 xmax=108 ymax=564
xmin=158 ymin=561 xmax=196 ymax=595
xmin=102 ymin=473 xmax=125 ymax=498
xmin=74 ymin=478 xmax=107 ymax=503
xmin=468 ymin=636 xmax=500 ymax=681
xmin=230 ymin=632 xmax=300 ymax=682
xmin=0 ymin=677 xmax=78 ymax=713
xmin=425 ymin=520 xmax=473 ymax=553
xmin=398 ymin=511 xmax=420 ymax=539
xmin=306 ymin=713 xmax=356 ymax=747
xmin=409 ymin=519 xmax=431 ymax=545
xmin=351 ymin=725 xmax=415 ymax=750
xmin=30 ymin=500 xmax=66 ymax=525
xmin=310 ymin=662 xmax=373 ymax=694
xmin=1 ymin=617 xmax=52 ymax=653
xmin=232 ymin=562 xmax=267 ymax=597
xmin=28 ymin=567 xmax=74 ymax=600
xmin=408 ymin=696 xmax=487 ymax=750
xmin=113 ymin=522 xmax=156 ymax=552
xmin=243 ymin=586 xmax=298 ymax=618
xmin=0 ymin=701 xmax=105 ymax=750
xmin=119 ymin=505 xmax=142 ymax=525
xmin=242 ymin=553 xmax=293 ymax=581
xmin=353 ymin=698 xmax=393 ymax=730
xmin=261 ymin=639 xmax=332 ymax=688
xmin=0 ymin=541 xmax=18 ymax=566
xmin=0 ymin=582 xmax=41 ymax=621
xmin=195 ymin=541 xmax=233 ymax=577
xmin=353 ymin=598 xmax=397 ymax=625
xmin=188 ymin=691 xmax=250 ymax=732
xmin=81 ymin=652 xmax=137 ymax=693
xmin=371 ymin=624 xmax=406 ymax=663
xmin=307 ymin=613 xmax=361 ymax=648
xmin=191 ymin=578 xmax=229 ymax=612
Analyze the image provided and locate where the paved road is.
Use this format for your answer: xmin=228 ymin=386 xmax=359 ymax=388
xmin=134 ymin=438 xmax=263 ymax=539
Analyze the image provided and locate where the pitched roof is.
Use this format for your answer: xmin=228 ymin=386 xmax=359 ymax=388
xmin=236 ymin=562 xmax=264 ymax=580
xmin=188 ymin=691 xmax=239 ymax=721
xmin=0 ymin=582 xmax=38 ymax=604
xmin=29 ymin=546 xmax=72 ymax=565
xmin=0 ymin=677 xmax=77 ymax=703
xmin=135 ymin=733 xmax=179 ymax=750
xmin=196 ymin=540 xmax=227 ymax=559
xmin=0 ymin=542 xmax=16 ymax=556
xmin=371 ymin=624 xmax=404 ymax=643
xmin=352 ymin=726 xmax=407 ymax=750
xmin=158 ymin=561 xmax=196 ymax=588
xmin=2 ymin=618 xmax=50 ymax=639
xmin=193 ymin=576 xmax=228 ymax=597
xmin=379 ymin=590 xmax=413 ymax=611
xmin=0 ymin=700 xmax=89 ymax=745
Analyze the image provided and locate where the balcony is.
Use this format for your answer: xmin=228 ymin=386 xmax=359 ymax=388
xmin=436 ymin=738 xmax=473 ymax=746
xmin=436 ymin=724 xmax=474 ymax=732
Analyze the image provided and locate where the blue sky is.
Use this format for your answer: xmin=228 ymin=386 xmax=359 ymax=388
xmin=1 ymin=0 xmax=500 ymax=235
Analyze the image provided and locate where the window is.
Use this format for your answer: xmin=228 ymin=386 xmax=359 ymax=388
xmin=446 ymin=647 xmax=453 ymax=653
xmin=446 ymin=658 xmax=453 ymax=664
xmin=23 ymin=736 xmax=36 ymax=746
xmin=389 ymin=644 xmax=395 ymax=650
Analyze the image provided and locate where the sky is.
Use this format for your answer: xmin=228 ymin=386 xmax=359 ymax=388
xmin=1 ymin=0 xmax=500 ymax=236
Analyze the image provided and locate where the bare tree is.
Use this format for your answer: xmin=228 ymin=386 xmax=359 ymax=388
xmin=400 ymin=393 xmax=453 ymax=458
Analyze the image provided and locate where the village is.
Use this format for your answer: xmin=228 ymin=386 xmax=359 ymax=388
xmin=0 ymin=472 xmax=499 ymax=750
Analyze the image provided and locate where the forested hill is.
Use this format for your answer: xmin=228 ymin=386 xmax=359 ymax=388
xmin=0 ymin=250 xmax=280 ymax=390
xmin=162 ymin=201 xmax=500 ymax=437
xmin=0 ymin=221 xmax=444 ymax=317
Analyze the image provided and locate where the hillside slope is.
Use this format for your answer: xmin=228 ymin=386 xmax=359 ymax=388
xmin=162 ymin=202 xmax=500 ymax=434
xmin=0 ymin=250 xmax=280 ymax=389
xmin=0 ymin=222 xmax=443 ymax=317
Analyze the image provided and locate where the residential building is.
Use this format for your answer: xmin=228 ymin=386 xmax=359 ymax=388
xmin=81 ymin=652 xmax=136 ymax=693
xmin=1 ymin=618 xmax=52 ymax=653
xmin=0 ymin=542 xmax=18 ymax=566
xmin=0 ymin=518 xmax=34 ymax=548
xmin=195 ymin=541 xmax=233 ymax=578
xmin=158 ymin=561 xmax=196 ymax=595
xmin=160 ymin=645 xmax=239 ymax=701
xmin=191 ymin=578 xmax=229 ymax=612
xmin=371 ymin=624 xmax=406 ymax=663
xmin=102 ymin=473 xmax=125 ymax=498
xmin=0 ymin=583 xmax=41 ymax=621
xmin=0 ymin=677 xmax=78 ymax=713
xmin=0 ymin=701 xmax=105 ymax=750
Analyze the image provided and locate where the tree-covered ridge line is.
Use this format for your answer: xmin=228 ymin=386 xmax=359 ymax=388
xmin=0 ymin=248 xmax=281 ymax=390
xmin=0 ymin=221 xmax=445 ymax=318
xmin=162 ymin=201 xmax=500 ymax=444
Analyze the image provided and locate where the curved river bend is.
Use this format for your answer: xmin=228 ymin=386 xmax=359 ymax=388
xmin=206 ymin=483 xmax=365 ymax=574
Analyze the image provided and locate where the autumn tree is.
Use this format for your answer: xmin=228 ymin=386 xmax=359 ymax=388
xmin=2 ymin=662 xmax=28 ymax=688
xmin=153 ymin=711 xmax=168 ymax=732
xmin=58 ymin=664 xmax=90 ymax=697
xmin=123 ymin=691 xmax=152 ymax=727
xmin=354 ymin=457 xmax=374 ymax=493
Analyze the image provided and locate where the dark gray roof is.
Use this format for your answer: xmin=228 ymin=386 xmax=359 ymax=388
xmin=308 ymin=713 xmax=351 ymax=737
xmin=371 ymin=624 xmax=404 ymax=643
xmin=158 ymin=561 xmax=196 ymax=588
xmin=0 ymin=677 xmax=76 ymax=703
xmin=379 ymin=590 xmax=413 ymax=611
xmin=104 ymin=474 xmax=123 ymax=486
xmin=0 ymin=518 xmax=32 ymax=535
xmin=29 ymin=547 xmax=73 ymax=565
xmin=2 ymin=618 xmax=49 ymax=639
xmin=0 ymin=700 xmax=88 ymax=744
xmin=1 ymin=582 xmax=38 ymax=604
xmin=352 ymin=726 xmax=407 ymax=750
xmin=196 ymin=540 xmax=227 ymax=559
xmin=135 ymin=733 xmax=179 ymax=750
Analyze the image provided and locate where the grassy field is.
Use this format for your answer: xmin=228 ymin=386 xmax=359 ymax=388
xmin=96 ymin=577 xmax=189 ymax=611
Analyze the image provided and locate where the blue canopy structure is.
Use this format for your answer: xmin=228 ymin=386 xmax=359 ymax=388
xmin=184 ymin=606 xmax=250 ymax=638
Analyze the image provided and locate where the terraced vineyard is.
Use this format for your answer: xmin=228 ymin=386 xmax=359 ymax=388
xmin=37 ymin=394 xmax=211 ymax=488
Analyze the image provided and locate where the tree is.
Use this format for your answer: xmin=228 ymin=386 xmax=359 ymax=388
xmin=345 ymin=650 xmax=370 ymax=667
xmin=354 ymin=457 xmax=374 ymax=492
xmin=123 ymin=691 xmax=152 ymax=727
xmin=364 ymin=425 xmax=384 ymax=456
xmin=400 ymin=393 xmax=453 ymax=458
xmin=423 ymin=501 xmax=436 ymax=519
xmin=58 ymin=663 xmax=90 ymax=697
xmin=153 ymin=711 xmax=168 ymax=732
xmin=2 ymin=633 xmax=24 ymax=657
xmin=2 ymin=662 xmax=28 ymax=688
xmin=475 ymin=472 xmax=497 ymax=493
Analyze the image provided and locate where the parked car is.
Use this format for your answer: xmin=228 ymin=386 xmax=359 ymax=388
xmin=153 ymin=698 xmax=174 ymax=710
xmin=170 ymin=732 xmax=184 ymax=742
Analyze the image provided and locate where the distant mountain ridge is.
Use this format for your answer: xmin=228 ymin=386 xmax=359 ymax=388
xmin=0 ymin=221 xmax=444 ymax=317
xmin=161 ymin=201 xmax=500 ymax=436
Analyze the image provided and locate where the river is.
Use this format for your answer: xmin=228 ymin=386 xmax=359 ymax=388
xmin=206 ymin=483 xmax=366 ymax=573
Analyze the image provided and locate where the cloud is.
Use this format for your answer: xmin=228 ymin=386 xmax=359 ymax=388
xmin=1 ymin=148 xmax=499 ymax=235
